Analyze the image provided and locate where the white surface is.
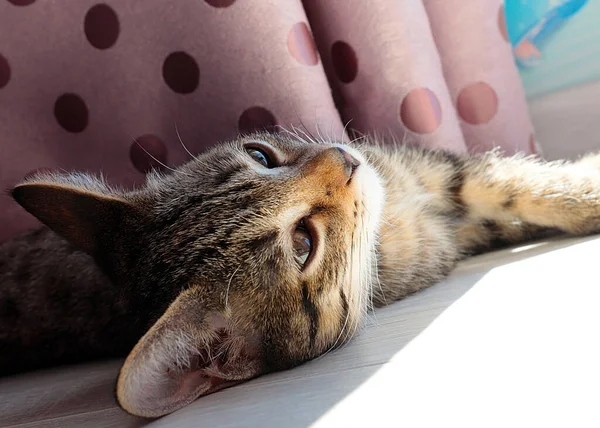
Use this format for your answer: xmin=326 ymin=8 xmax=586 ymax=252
xmin=529 ymin=79 xmax=600 ymax=161
xmin=2 ymin=235 xmax=599 ymax=427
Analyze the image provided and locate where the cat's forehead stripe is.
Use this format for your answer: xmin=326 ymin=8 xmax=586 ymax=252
xmin=339 ymin=289 xmax=349 ymax=329
xmin=214 ymin=164 xmax=243 ymax=186
xmin=301 ymin=282 xmax=319 ymax=349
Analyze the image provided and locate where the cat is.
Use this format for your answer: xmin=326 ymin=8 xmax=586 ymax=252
xmin=1 ymin=131 xmax=600 ymax=418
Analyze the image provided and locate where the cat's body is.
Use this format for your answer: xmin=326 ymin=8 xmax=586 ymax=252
xmin=0 ymin=228 xmax=146 ymax=375
xmin=364 ymin=145 xmax=560 ymax=304
xmin=1 ymin=133 xmax=599 ymax=417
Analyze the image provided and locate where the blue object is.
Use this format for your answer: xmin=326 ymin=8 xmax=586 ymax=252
xmin=504 ymin=0 xmax=589 ymax=68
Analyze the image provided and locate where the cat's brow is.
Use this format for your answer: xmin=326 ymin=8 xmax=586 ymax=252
xmin=309 ymin=205 xmax=328 ymax=216
xmin=210 ymin=182 xmax=256 ymax=198
xmin=214 ymin=164 xmax=243 ymax=186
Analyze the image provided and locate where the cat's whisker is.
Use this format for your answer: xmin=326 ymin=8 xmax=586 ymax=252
xmin=292 ymin=126 xmax=315 ymax=144
xmin=361 ymin=200 xmax=398 ymax=231
xmin=289 ymin=103 xmax=321 ymax=146
xmin=277 ymin=124 xmax=298 ymax=140
xmin=360 ymin=219 xmax=376 ymax=326
xmin=358 ymin=196 xmax=379 ymax=324
xmin=331 ymin=126 xmax=338 ymax=144
xmin=313 ymin=109 xmax=324 ymax=144
xmin=363 ymin=224 xmax=374 ymax=314
xmin=327 ymin=120 xmax=336 ymax=145
xmin=280 ymin=125 xmax=311 ymax=147
xmin=372 ymin=248 xmax=386 ymax=309
xmin=174 ymin=121 xmax=200 ymax=162
xmin=314 ymin=302 xmax=350 ymax=362
xmin=314 ymin=114 xmax=331 ymax=145
xmin=290 ymin=125 xmax=313 ymax=146
xmin=349 ymin=129 xmax=369 ymax=146
xmin=310 ymin=107 xmax=334 ymax=146
xmin=316 ymin=226 xmax=357 ymax=361
xmin=351 ymin=227 xmax=365 ymax=338
xmin=357 ymin=199 xmax=387 ymax=309
xmin=207 ymin=348 xmax=227 ymax=366
xmin=304 ymin=123 xmax=322 ymax=145
xmin=369 ymin=246 xmax=383 ymax=316
xmin=224 ymin=263 xmax=242 ymax=309
xmin=345 ymin=135 xmax=363 ymax=148
xmin=295 ymin=124 xmax=321 ymax=146
xmin=331 ymin=231 xmax=358 ymax=353
xmin=314 ymin=121 xmax=325 ymax=145
xmin=129 ymin=134 xmax=192 ymax=177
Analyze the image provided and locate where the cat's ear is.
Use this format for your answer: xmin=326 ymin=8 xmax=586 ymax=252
xmin=116 ymin=288 xmax=263 ymax=418
xmin=11 ymin=172 xmax=142 ymax=257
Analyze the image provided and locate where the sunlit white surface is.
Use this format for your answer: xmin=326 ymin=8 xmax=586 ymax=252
xmin=510 ymin=241 xmax=548 ymax=253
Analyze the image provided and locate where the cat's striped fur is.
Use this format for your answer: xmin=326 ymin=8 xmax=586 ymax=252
xmin=1 ymin=132 xmax=599 ymax=417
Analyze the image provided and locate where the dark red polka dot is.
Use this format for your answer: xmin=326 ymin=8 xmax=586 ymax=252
xmin=331 ymin=41 xmax=358 ymax=84
xmin=400 ymin=88 xmax=442 ymax=134
xmin=287 ymin=23 xmax=319 ymax=66
xmin=238 ymin=107 xmax=277 ymax=134
xmin=54 ymin=93 xmax=89 ymax=133
xmin=84 ymin=4 xmax=120 ymax=50
xmin=6 ymin=0 xmax=36 ymax=5
xmin=24 ymin=167 xmax=54 ymax=180
xmin=457 ymin=82 xmax=498 ymax=125
xmin=130 ymin=134 xmax=168 ymax=174
xmin=204 ymin=0 xmax=236 ymax=7
xmin=162 ymin=52 xmax=200 ymax=94
xmin=0 ymin=54 xmax=10 ymax=89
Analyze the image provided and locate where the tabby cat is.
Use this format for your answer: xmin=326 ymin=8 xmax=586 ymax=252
xmin=1 ymin=132 xmax=599 ymax=418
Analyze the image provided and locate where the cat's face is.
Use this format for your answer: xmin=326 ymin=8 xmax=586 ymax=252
xmin=12 ymin=132 xmax=385 ymax=417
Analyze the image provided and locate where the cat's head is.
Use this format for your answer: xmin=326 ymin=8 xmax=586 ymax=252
xmin=11 ymin=132 xmax=385 ymax=417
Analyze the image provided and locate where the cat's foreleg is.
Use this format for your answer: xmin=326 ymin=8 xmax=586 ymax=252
xmin=457 ymin=151 xmax=600 ymax=237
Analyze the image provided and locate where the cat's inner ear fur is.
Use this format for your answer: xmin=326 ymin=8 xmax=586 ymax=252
xmin=116 ymin=287 xmax=264 ymax=418
xmin=11 ymin=171 xmax=141 ymax=258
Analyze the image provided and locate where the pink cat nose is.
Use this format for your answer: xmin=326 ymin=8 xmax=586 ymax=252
xmin=336 ymin=147 xmax=360 ymax=182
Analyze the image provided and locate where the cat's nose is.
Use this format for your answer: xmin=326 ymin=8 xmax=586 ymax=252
xmin=303 ymin=146 xmax=361 ymax=186
xmin=336 ymin=147 xmax=361 ymax=182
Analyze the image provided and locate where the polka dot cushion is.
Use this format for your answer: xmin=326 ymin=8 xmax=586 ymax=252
xmin=0 ymin=0 xmax=534 ymax=242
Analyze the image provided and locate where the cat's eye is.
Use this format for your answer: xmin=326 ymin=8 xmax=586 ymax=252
xmin=293 ymin=221 xmax=313 ymax=268
xmin=245 ymin=147 xmax=274 ymax=168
